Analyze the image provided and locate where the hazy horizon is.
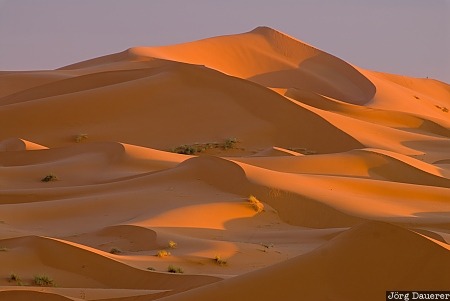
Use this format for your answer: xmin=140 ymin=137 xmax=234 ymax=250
xmin=0 ymin=0 xmax=449 ymax=83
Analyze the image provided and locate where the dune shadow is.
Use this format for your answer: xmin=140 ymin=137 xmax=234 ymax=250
xmin=366 ymin=161 xmax=450 ymax=188
xmin=248 ymin=55 xmax=376 ymax=105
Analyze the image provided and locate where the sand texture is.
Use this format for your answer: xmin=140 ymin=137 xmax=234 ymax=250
xmin=1 ymin=27 xmax=449 ymax=300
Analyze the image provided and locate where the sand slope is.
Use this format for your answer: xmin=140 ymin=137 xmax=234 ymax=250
xmin=1 ymin=27 xmax=449 ymax=300
xmin=157 ymin=221 xmax=450 ymax=301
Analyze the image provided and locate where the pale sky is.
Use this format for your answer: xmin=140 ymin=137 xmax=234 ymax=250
xmin=0 ymin=0 xmax=449 ymax=83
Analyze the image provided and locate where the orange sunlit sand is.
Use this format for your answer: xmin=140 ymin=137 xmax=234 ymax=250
xmin=0 ymin=27 xmax=449 ymax=301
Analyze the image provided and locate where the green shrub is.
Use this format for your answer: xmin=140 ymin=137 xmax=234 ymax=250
xmin=171 ymin=138 xmax=239 ymax=155
xmin=167 ymin=265 xmax=183 ymax=273
xmin=9 ymin=273 xmax=20 ymax=282
xmin=223 ymin=138 xmax=237 ymax=150
xmin=173 ymin=145 xmax=197 ymax=155
xmin=34 ymin=275 xmax=54 ymax=286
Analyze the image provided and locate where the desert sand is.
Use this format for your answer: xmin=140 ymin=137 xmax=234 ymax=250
xmin=0 ymin=26 xmax=449 ymax=301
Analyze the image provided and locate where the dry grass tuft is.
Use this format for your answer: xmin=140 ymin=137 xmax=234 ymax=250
xmin=247 ymin=195 xmax=264 ymax=213
xmin=75 ymin=134 xmax=89 ymax=143
xmin=156 ymin=250 xmax=171 ymax=257
xmin=167 ymin=265 xmax=183 ymax=273
xmin=213 ymin=255 xmax=227 ymax=266
xmin=168 ymin=240 xmax=177 ymax=249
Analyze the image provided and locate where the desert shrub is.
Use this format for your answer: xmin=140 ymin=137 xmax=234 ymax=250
xmin=167 ymin=265 xmax=183 ymax=273
xmin=156 ymin=250 xmax=171 ymax=257
xmin=287 ymin=147 xmax=317 ymax=155
xmin=223 ymin=138 xmax=237 ymax=149
xmin=9 ymin=273 xmax=20 ymax=282
xmin=147 ymin=267 xmax=156 ymax=271
xmin=171 ymin=138 xmax=239 ymax=155
xmin=173 ymin=145 xmax=197 ymax=155
xmin=168 ymin=240 xmax=177 ymax=249
xmin=213 ymin=255 xmax=227 ymax=266
xmin=109 ymin=248 xmax=122 ymax=254
xmin=248 ymin=195 xmax=264 ymax=213
xmin=435 ymin=105 xmax=449 ymax=113
xmin=41 ymin=174 xmax=58 ymax=182
xmin=261 ymin=243 xmax=274 ymax=249
xmin=33 ymin=275 xmax=54 ymax=286
xmin=75 ymin=134 xmax=88 ymax=143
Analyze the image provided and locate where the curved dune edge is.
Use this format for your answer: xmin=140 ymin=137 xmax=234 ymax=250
xmin=359 ymin=148 xmax=450 ymax=181
xmin=0 ymin=141 xmax=187 ymax=195
xmin=0 ymin=291 xmax=76 ymax=301
xmin=251 ymin=146 xmax=302 ymax=157
xmin=0 ymin=137 xmax=48 ymax=151
xmin=369 ymin=70 xmax=450 ymax=105
xmin=0 ymin=141 xmax=183 ymax=169
xmin=236 ymin=160 xmax=450 ymax=228
xmin=63 ymin=224 xmax=159 ymax=253
xmin=0 ymin=287 xmax=169 ymax=301
xmin=0 ymin=71 xmax=74 ymax=98
xmin=128 ymin=26 xmax=376 ymax=104
xmin=0 ymin=235 xmax=220 ymax=291
xmin=157 ymin=221 xmax=450 ymax=301
xmin=285 ymin=88 xmax=450 ymax=138
xmin=58 ymin=26 xmax=376 ymax=105
xmin=0 ymin=66 xmax=172 ymax=106
xmin=1 ymin=150 xmax=449 ymax=229
xmin=0 ymin=61 xmax=364 ymax=154
xmin=233 ymin=147 xmax=450 ymax=186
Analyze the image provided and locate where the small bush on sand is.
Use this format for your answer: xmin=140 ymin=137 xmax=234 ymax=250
xmin=173 ymin=145 xmax=197 ymax=155
xmin=34 ymin=275 xmax=54 ymax=286
xmin=435 ymin=105 xmax=449 ymax=113
xmin=247 ymin=195 xmax=264 ymax=213
xmin=109 ymin=248 xmax=122 ymax=255
xmin=147 ymin=267 xmax=156 ymax=271
xmin=213 ymin=255 xmax=227 ymax=266
xmin=75 ymin=134 xmax=88 ymax=143
xmin=156 ymin=250 xmax=171 ymax=257
xmin=167 ymin=265 xmax=183 ymax=273
xmin=171 ymin=138 xmax=239 ymax=155
xmin=9 ymin=273 xmax=20 ymax=282
xmin=41 ymin=174 xmax=58 ymax=182
xmin=223 ymin=138 xmax=237 ymax=150
xmin=168 ymin=240 xmax=177 ymax=249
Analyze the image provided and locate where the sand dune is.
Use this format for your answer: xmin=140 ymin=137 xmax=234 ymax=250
xmin=0 ymin=235 xmax=219 ymax=290
xmin=157 ymin=221 xmax=450 ymax=301
xmin=0 ymin=137 xmax=48 ymax=151
xmin=128 ymin=27 xmax=377 ymax=105
xmin=1 ymin=27 xmax=449 ymax=300
xmin=0 ymin=71 xmax=74 ymax=98
xmin=0 ymin=290 xmax=76 ymax=301
xmin=0 ymin=62 xmax=364 ymax=154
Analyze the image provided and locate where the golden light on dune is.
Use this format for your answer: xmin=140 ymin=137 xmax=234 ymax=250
xmin=0 ymin=27 xmax=449 ymax=301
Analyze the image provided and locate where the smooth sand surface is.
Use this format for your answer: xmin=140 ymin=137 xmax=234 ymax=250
xmin=1 ymin=27 xmax=449 ymax=300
